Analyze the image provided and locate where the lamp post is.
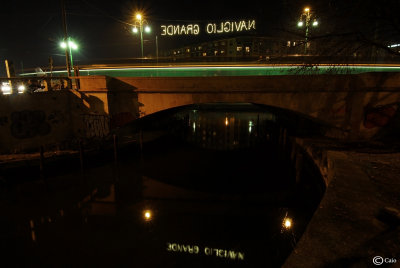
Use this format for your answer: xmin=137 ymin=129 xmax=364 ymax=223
xmin=297 ymin=7 xmax=318 ymax=54
xmin=60 ymin=38 xmax=78 ymax=75
xmin=132 ymin=13 xmax=151 ymax=59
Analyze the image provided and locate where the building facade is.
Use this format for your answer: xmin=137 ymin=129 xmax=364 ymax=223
xmin=161 ymin=36 xmax=292 ymax=60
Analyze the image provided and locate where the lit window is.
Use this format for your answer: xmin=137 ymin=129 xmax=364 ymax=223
xmin=245 ymin=46 xmax=250 ymax=53
xmin=214 ymin=50 xmax=218 ymax=55
xmin=293 ymin=42 xmax=296 ymax=46
xmin=173 ymin=51 xmax=176 ymax=55
xmin=186 ymin=48 xmax=190 ymax=53
xmin=287 ymin=41 xmax=291 ymax=47
xmin=202 ymin=52 xmax=207 ymax=56
xmin=220 ymin=50 xmax=225 ymax=54
xmin=236 ymin=46 xmax=242 ymax=52
xmin=198 ymin=46 xmax=202 ymax=50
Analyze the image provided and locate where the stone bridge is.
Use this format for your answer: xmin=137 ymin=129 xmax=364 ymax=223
xmin=1 ymin=72 xmax=399 ymax=152
xmin=81 ymin=72 xmax=400 ymax=139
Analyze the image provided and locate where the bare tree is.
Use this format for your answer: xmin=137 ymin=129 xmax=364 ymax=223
xmin=279 ymin=0 xmax=400 ymax=66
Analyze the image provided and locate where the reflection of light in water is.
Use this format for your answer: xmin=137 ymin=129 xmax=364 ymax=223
xmin=29 ymin=219 xmax=36 ymax=242
xmin=281 ymin=214 xmax=293 ymax=232
xmin=249 ymin=121 xmax=253 ymax=133
xmin=192 ymin=122 xmax=196 ymax=132
xmin=143 ymin=210 xmax=152 ymax=221
xmin=225 ymin=117 xmax=229 ymax=126
xmin=284 ymin=218 xmax=292 ymax=229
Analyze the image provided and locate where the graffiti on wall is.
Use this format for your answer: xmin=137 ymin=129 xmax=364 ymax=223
xmin=47 ymin=110 xmax=65 ymax=125
xmin=364 ymin=104 xmax=398 ymax=129
xmin=10 ymin=110 xmax=51 ymax=139
xmin=82 ymin=114 xmax=110 ymax=138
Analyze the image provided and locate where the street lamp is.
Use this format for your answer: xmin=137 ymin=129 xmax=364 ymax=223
xmin=60 ymin=37 xmax=78 ymax=75
xmin=297 ymin=7 xmax=318 ymax=54
xmin=132 ymin=13 xmax=151 ymax=58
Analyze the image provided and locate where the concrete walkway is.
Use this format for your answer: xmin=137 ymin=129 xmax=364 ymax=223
xmin=283 ymin=149 xmax=400 ymax=267
xmin=0 ymin=150 xmax=79 ymax=170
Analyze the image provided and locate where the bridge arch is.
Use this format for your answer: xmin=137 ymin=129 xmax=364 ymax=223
xmin=82 ymin=73 xmax=400 ymax=139
xmin=132 ymin=102 xmax=340 ymax=138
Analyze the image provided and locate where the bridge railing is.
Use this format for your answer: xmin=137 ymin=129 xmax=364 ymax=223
xmin=0 ymin=77 xmax=74 ymax=94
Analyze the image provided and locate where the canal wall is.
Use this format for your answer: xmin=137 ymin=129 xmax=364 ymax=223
xmin=283 ymin=139 xmax=400 ymax=267
xmin=0 ymin=76 xmax=139 ymax=153
xmin=0 ymin=91 xmax=75 ymax=153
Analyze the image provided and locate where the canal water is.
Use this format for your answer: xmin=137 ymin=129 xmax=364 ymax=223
xmin=0 ymin=103 xmax=325 ymax=267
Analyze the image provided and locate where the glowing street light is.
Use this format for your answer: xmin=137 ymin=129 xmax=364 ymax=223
xmin=297 ymin=7 xmax=319 ymax=54
xmin=132 ymin=12 xmax=151 ymax=58
xmin=60 ymin=37 xmax=78 ymax=75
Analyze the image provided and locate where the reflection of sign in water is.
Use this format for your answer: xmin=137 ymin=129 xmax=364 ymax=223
xmin=160 ymin=20 xmax=256 ymax=36
xmin=166 ymin=242 xmax=245 ymax=260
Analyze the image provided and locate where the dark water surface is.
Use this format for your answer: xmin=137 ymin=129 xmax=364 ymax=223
xmin=0 ymin=104 xmax=325 ymax=267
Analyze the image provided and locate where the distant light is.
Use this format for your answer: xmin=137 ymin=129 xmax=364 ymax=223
xmin=312 ymin=20 xmax=318 ymax=26
xmin=144 ymin=25 xmax=151 ymax=33
xmin=1 ymin=83 xmax=11 ymax=95
xmin=297 ymin=21 xmax=303 ymax=27
xmin=132 ymin=27 xmax=138 ymax=33
xmin=225 ymin=117 xmax=229 ymax=126
xmin=136 ymin=13 xmax=142 ymax=21
xmin=304 ymin=7 xmax=310 ymax=12
xmin=192 ymin=122 xmax=196 ymax=132
xmin=389 ymin=43 xmax=400 ymax=48
xmin=60 ymin=42 xmax=67 ymax=48
xmin=18 ymin=84 xmax=25 ymax=94
xmin=249 ymin=121 xmax=253 ymax=133
xmin=143 ymin=210 xmax=152 ymax=221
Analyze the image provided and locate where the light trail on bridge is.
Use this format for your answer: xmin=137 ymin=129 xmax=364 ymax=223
xmin=18 ymin=63 xmax=400 ymax=78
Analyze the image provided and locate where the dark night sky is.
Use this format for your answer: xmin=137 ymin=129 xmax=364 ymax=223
xmin=1 ymin=0 xmax=395 ymax=74
xmin=0 ymin=0 xmax=314 ymax=73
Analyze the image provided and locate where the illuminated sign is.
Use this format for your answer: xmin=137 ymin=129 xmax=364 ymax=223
xmin=166 ymin=242 xmax=245 ymax=260
xmin=161 ymin=24 xmax=200 ymax=36
xmin=160 ymin=20 xmax=256 ymax=36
